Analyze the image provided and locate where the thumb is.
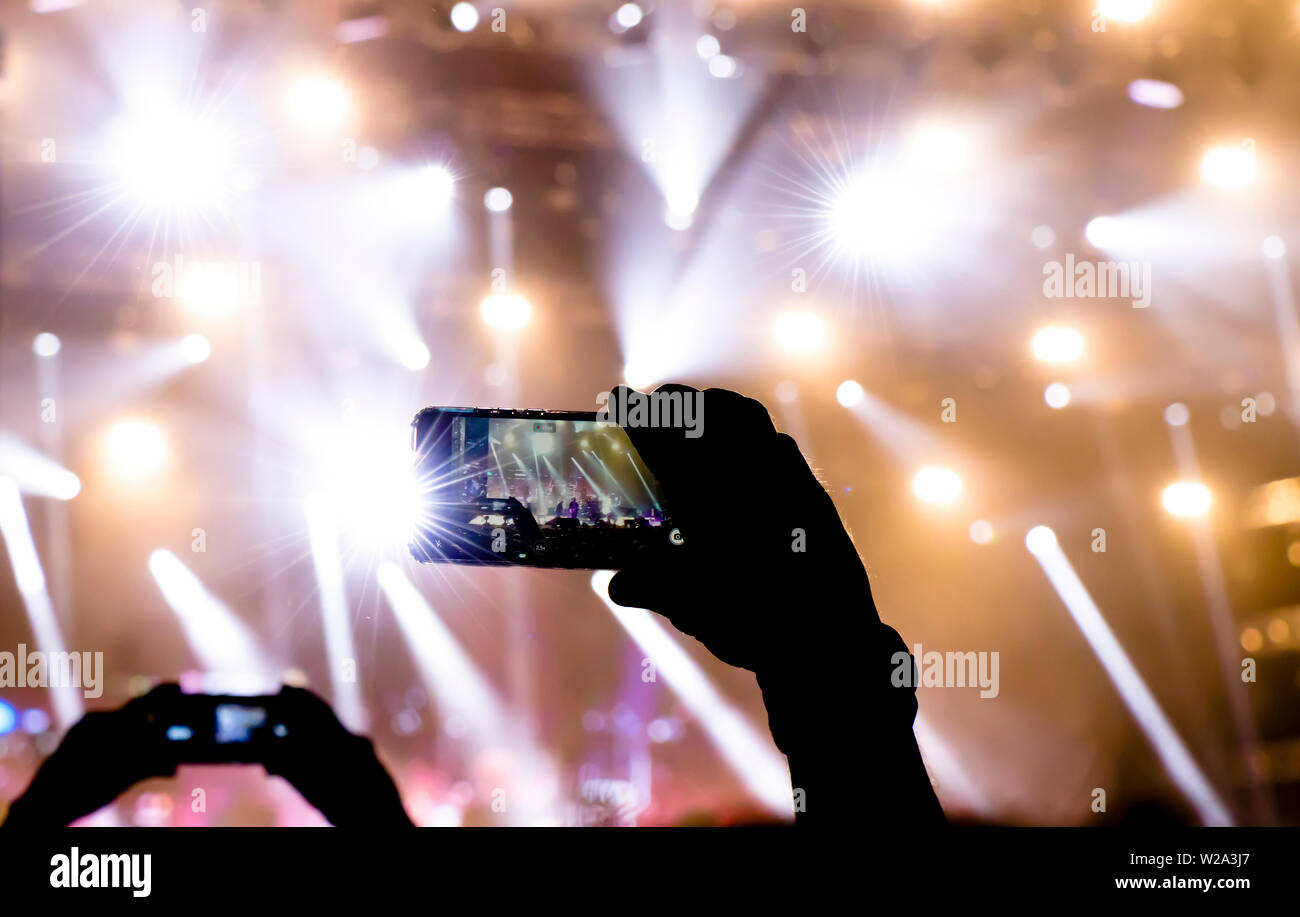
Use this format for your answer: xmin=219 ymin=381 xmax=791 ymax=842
xmin=606 ymin=560 xmax=708 ymax=633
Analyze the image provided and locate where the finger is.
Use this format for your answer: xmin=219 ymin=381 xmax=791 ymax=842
xmin=607 ymin=562 xmax=711 ymax=636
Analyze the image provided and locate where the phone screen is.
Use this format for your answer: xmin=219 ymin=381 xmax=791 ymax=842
xmin=409 ymin=409 xmax=679 ymax=568
xmin=214 ymin=704 xmax=268 ymax=743
xmin=159 ymin=697 xmax=282 ymax=763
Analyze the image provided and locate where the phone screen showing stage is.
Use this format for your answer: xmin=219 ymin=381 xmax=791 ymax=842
xmin=409 ymin=410 xmax=679 ymax=568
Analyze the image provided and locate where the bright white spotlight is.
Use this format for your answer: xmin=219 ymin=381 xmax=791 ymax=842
xmin=1163 ymin=402 xmax=1190 ymax=427
xmin=420 ymin=165 xmax=456 ymax=202
xmin=696 ymin=34 xmax=720 ymax=59
xmin=590 ymin=571 xmax=793 ymax=818
xmin=178 ymin=263 xmax=245 ymax=314
xmin=614 ymin=3 xmax=643 ymax=29
xmin=398 ymin=339 xmax=431 ymax=371
xmin=104 ymin=420 xmax=167 ymax=481
xmin=1025 ymin=523 xmax=1232 ymax=826
xmin=286 ymin=76 xmax=349 ymax=131
xmin=303 ymin=493 xmax=367 ymax=732
xmin=379 ymin=562 xmax=559 ymax=824
xmin=0 ymin=477 xmax=47 ymax=597
xmin=480 ymin=293 xmax=532 ymax=331
xmin=1262 ymin=235 xmax=1286 ymax=260
xmin=913 ymin=467 xmax=962 ymax=503
xmin=1127 ymin=78 xmax=1183 ymax=109
xmin=1201 ymin=145 xmax=1257 ymax=190
xmin=1084 ymin=215 xmax=1125 ymax=249
xmin=969 ymin=519 xmax=994 ymax=545
xmin=1031 ymin=326 xmax=1085 ymax=363
xmin=180 ymin=333 xmax=211 ymax=364
xmin=662 ymin=187 xmax=699 ymax=231
xmin=450 ymin=2 xmax=479 ymax=31
xmin=1044 ymin=382 xmax=1071 ymax=410
xmin=830 ymin=172 xmax=932 ymax=259
xmin=33 ymin=333 xmax=61 ymax=358
xmin=0 ymin=476 xmax=83 ymax=729
xmin=771 ymin=311 xmax=827 ymax=355
xmin=707 ymin=54 xmax=738 ymax=79
xmin=906 ymin=122 xmax=970 ymax=172
xmin=0 ymin=435 xmax=80 ymax=500
xmin=836 ymin=380 xmax=865 ymax=408
xmin=320 ymin=428 xmax=419 ymax=547
xmin=1024 ymin=524 xmax=1057 ymax=555
xmin=108 ymin=110 xmax=234 ymax=212
xmin=1097 ymin=0 xmax=1153 ymax=22
xmin=484 ymin=187 xmax=513 ymax=212
xmin=148 ymin=549 xmax=273 ymax=685
xmin=623 ymin=361 xmax=658 ymax=390
xmin=1162 ymin=482 xmax=1212 ymax=518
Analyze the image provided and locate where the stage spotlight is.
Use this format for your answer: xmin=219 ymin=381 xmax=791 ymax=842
xmin=913 ymin=467 xmax=962 ymax=504
xmin=33 ymin=333 xmax=61 ymax=358
xmin=286 ymin=76 xmax=349 ymax=131
xmin=0 ymin=476 xmax=83 ymax=728
xmin=398 ymin=339 xmax=431 ymax=371
xmin=179 ymin=264 xmax=242 ymax=314
xmin=319 ymin=429 xmax=419 ymax=549
xmin=148 ymin=549 xmax=272 ymax=685
xmin=1024 ymin=525 xmax=1057 ymax=555
xmin=1163 ymin=402 xmax=1190 ymax=427
xmin=1162 ymin=482 xmax=1212 ymax=518
xmin=1262 ymin=236 xmax=1286 ymax=260
xmin=180 ymin=333 xmax=211 ymax=365
xmin=108 ymin=110 xmax=234 ymax=212
xmin=696 ymin=34 xmax=720 ymax=58
xmin=1127 ymin=78 xmax=1183 ymax=109
xmin=662 ymin=188 xmax=699 ymax=231
xmin=1025 ymin=522 xmax=1232 ymax=826
xmin=1084 ymin=215 xmax=1124 ymax=249
xmin=304 ymin=493 xmax=367 ymax=732
xmin=420 ymin=165 xmax=456 ymax=202
xmin=707 ymin=55 xmax=738 ymax=79
xmin=836 ymin=380 xmax=865 ymax=408
xmin=830 ymin=173 xmax=926 ymax=259
xmin=591 ymin=571 xmax=793 ymax=818
xmin=0 ymin=477 xmax=46 ymax=597
xmin=771 ymin=311 xmax=827 ymax=355
xmin=623 ymin=361 xmax=658 ymax=391
xmin=969 ymin=520 xmax=994 ymax=544
xmin=450 ymin=2 xmax=479 ymax=31
xmin=104 ymin=420 xmax=167 ymax=481
xmin=481 ymin=293 xmax=532 ymax=331
xmin=484 ymin=187 xmax=513 ymax=212
xmin=0 ymin=436 xmax=80 ymax=500
xmin=1031 ymin=326 xmax=1085 ymax=363
xmin=614 ymin=3 xmax=643 ymax=29
xmin=1201 ymin=145 xmax=1257 ymax=189
xmin=1044 ymin=382 xmax=1071 ymax=410
xmin=906 ymin=122 xmax=970 ymax=173
xmin=1097 ymin=0 xmax=1152 ymax=22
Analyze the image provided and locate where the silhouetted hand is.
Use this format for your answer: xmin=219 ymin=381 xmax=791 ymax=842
xmin=3 ymin=685 xmax=413 ymax=828
xmin=606 ymin=385 xmax=945 ymax=826
xmin=2 ymin=684 xmax=181 ymax=828
xmin=261 ymin=686 xmax=413 ymax=827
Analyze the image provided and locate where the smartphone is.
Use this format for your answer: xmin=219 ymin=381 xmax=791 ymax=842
xmin=151 ymin=694 xmax=287 ymax=764
xmin=407 ymin=407 xmax=682 ymax=568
